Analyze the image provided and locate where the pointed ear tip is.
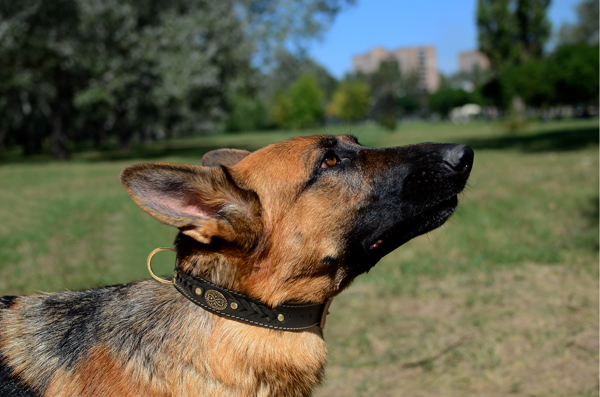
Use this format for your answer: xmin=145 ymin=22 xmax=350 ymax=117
xmin=120 ymin=163 xmax=153 ymax=187
xmin=120 ymin=162 xmax=166 ymax=175
xmin=120 ymin=168 xmax=130 ymax=183
xmin=202 ymin=148 xmax=251 ymax=167
xmin=120 ymin=165 xmax=139 ymax=184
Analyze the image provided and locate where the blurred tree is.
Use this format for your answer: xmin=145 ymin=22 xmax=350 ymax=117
xmin=477 ymin=0 xmax=517 ymax=72
xmin=514 ymin=0 xmax=551 ymax=62
xmin=557 ymin=0 xmax=599 ymax=45
xmin=358 ymin=59 xmax=422 ymax=129
xmin=545 ymin=43 xmax=599 ymax=106
xmin=239 ymin=0 xmax=356 ymax=66
xmin=287 ymin=74 xmax=324 ymax=128
xmin=442 ymin=67 xmax=491 ymax=89
xmin=258 ymin=50 xmax=337 ymax=131
xmin=500 ymin=59 xmax=553 ymax=107
xmin=270 ymin=89 xmax=294 ymax=128
xmin=226 ymin=94 xmax=269 ymax=132
xmin=479 ymin=77 xmax=504 ymax=107
xmin=326 ymin=80 xmax=370 ymax=122
xmin=74 ymin=0 xmax=253 ymax=148
xmin=372 ymin=60 xmax=399 ymax=129
xmin=265 ymin=50 xmax=338 ymax=100
xmin=552 ymin=0 xmax=599 ymax=108
xmin=0 ymin=0 xmax=83 ymax=159
xmin=395 ymin=70 xmax=422 ymax=115
xmin=481 ymin=41 xmax=599 ymax=111
xmin=0 ymin=0 xmax=355 ymax=157
xmin=477 ymin=0 xmax=551 ymax=112
xmin=428 ymin=88 xmax=473 ymax=117
xmin=477 ymin=0 xmax=551 ymax=72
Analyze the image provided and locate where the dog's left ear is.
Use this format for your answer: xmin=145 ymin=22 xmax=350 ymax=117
xmin=120 ymin=163 xmax=261 ymax=248
xmin=202 ymin=149 xmax=250 ymax=167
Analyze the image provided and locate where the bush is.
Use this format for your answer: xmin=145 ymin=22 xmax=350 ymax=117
xmin=270 ymin=89 xmax=294 ymax=128
xmin=226 ymin=95 xmax=268 ymax=132
xmin=270 ymin=74 xmax=325 ymax=129
xmin=326 ymin=80 xmax=370 ymax=122
xmin=428 ymin=88 xmax=473 ymax=117
xmin=287 ymin=74 xmax=325 ymax=128
xmin=545 ymin=43 xmax=599 ymax=105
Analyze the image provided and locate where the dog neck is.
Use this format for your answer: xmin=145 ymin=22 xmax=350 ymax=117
xmin=167 ymin=235 xmax=335 ymax=330
xmin=172 ymin=269 xmax=332 ymax=331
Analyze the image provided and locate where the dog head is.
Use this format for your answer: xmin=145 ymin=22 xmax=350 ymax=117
xmin=121 ymin=135 xmax=473 ymax=305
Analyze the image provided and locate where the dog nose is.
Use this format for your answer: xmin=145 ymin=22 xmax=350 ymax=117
xmin=444 ymin=144 xmax=474 ymax=174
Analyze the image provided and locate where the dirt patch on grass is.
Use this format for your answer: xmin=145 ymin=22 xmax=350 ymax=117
xmin=317 ymin=263 xmax=599 ymax=396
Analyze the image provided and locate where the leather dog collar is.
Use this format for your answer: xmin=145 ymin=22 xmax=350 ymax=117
xmin=173 ymin=269 xmax=332 ymax=331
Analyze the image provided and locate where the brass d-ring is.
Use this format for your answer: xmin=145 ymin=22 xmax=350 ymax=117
xmin=147 ymin=247 xmax=176 ymax=285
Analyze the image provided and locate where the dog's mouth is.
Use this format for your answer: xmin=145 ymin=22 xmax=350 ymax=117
xmin=338 ymin=142 xmax=473 ymax=279
xmin=342 ymin=194 xmax=459 ymax=279
xmin=364 ymin=195 xmax=459 ymax=257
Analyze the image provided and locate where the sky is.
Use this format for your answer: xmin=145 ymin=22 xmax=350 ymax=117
xmin=307 ymin=0 xmax=583 ymax=78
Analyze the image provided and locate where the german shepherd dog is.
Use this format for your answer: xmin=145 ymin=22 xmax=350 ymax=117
xmin=0 ymin=135 xmax=473 ymax=396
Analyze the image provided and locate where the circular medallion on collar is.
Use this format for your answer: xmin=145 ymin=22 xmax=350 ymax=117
xmin=205 ymin=290 xmax=228 ymax=310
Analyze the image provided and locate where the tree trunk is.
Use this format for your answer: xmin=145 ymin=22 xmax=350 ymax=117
xmin=50 ymin=110 xmax=70 ymax=160
xmin=22 ymin=123 xmax=43 ymax=156
xmin=49 ymin=63 xmax=72 ymax=160
xmin=116 ymin=107 xmax=133 ymax=150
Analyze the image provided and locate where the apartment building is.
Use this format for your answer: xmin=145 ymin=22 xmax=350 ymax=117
xmin=458 ymin=50 xmax=490 ymax=73
xmin=352 ymin=45 xmax=440 ymax=93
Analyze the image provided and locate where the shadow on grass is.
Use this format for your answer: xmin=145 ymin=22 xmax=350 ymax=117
xmin=0 ymin=140 xmax=266 ymax=165
xmin=84 ymin=142 xmax=256 ymax=162
xmin=1 ymin=123 xmax=598 ymax=165
xmin=581 ymin=195 xmax=600 ymax=252
xmin=463 ymin=126 xmax=598 ymax=153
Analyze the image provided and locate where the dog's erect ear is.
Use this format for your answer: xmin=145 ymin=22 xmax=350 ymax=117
xmin=202 ymin=149 xmax=250 ymax=167
xmin=120 ymin=163 xmax=261 ymax=247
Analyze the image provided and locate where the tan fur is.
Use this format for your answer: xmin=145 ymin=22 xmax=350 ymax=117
xmin=0 ymin=282 xmax=326 ymax=396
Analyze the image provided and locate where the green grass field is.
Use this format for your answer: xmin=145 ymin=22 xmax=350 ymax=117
xmin=1 ymin=119 xmax=598 ymax=396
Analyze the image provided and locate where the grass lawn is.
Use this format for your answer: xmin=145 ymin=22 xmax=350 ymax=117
xmin=0 ymin=119 xmax=598 ymax=395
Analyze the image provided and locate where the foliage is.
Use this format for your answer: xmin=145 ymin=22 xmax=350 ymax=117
xmin=428 ymin=88 xmax=474 ymax=117
xmin=375 ymin=93 xmax=399 ymax=131
xmin=396 ymin=92 xmax=421 ymax=115
xmin=477 ymin=0 xmax=517 ymax=72
xmin=287 ymin=74 xmax=325 ymax=128
xmin=476 ymin=0 xmax=598 ymax=110
xmin=544 ymin=43 xmax=599 ymax=106
xmin=480 ymin=42 xmax=599 ymax=109
xmin=265 ymin=51 xmax=339 ymax=100
xmin=78 ymin=0 xmax=252 ymax=143
xmin=477 ymin=0 xmax=551 ymax=72
xmin=238 ymin=0 xmax=355 ymax=65
xmin=269 ymin=74 xmax=326 ymax=129
xmin=499 ymin=59 xmax=553 ymax=107
xmin=0 ymin=0 xmax=354 ymax=158
xmin=0 ymin=0 xmax=82 ymax=159
xmin=226 ymin=95 xmax=269 ymax=132
xmin=270 ymin=89 xmax=294 ymax=128
xmin=260 ymin=50 xmax=338 ymax=131
xmin=357 ymin=59 xmax=422 ymax=130
xmin=442 ymin=68 xmax=491 ymax=90
xmin=514 ymin=0 xmax=551 ymax=61
xmin=557 ymin=0 xmax=599 ymax=45
xmin=326 ymin=80 xmax=370 ymax=122
xmin=368 ymin=60 xmax=402 ymax=130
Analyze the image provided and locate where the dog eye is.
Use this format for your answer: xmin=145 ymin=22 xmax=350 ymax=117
xmin=321 ymin=155 xmax=339 ymax=168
